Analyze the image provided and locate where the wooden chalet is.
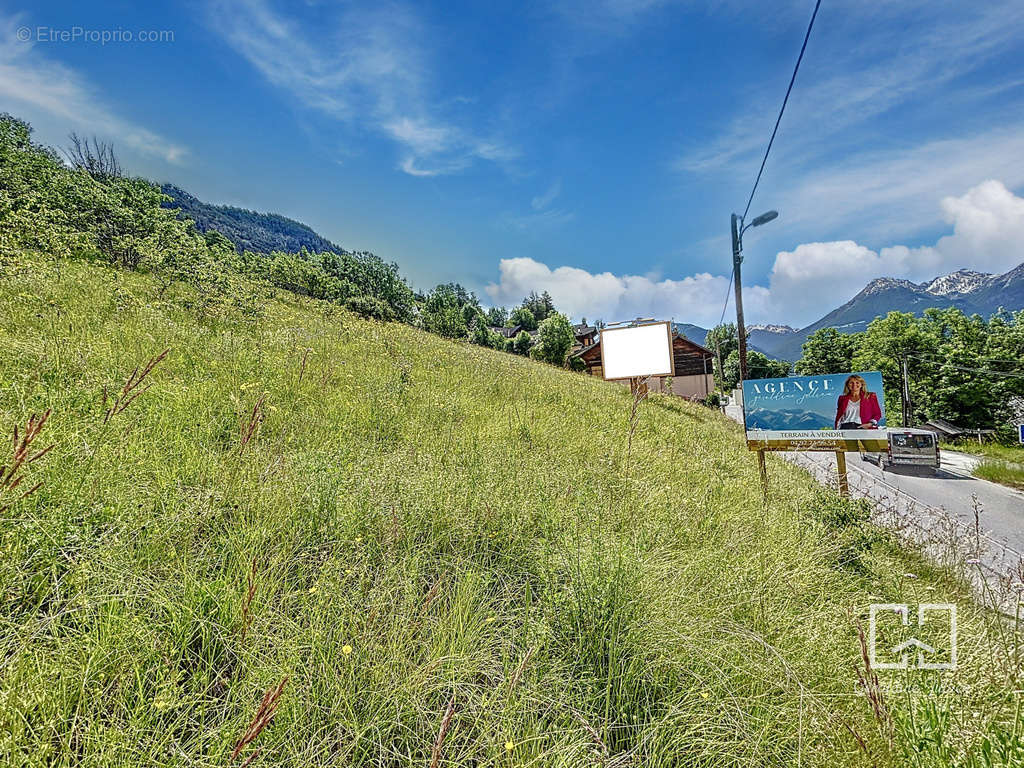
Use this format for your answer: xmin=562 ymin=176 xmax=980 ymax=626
xmin=572 ymin=323 xmax=598 ymax=348
xmin=571 ymin=329 xmax=715 ymax=398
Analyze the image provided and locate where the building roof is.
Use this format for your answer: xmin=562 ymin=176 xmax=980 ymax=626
xmin=569 ymin=329 xmax=714 ymax=367
xmin=921 ymin=418 xmax=963 ymax=436
xmin=490 ymin=324 xmax=523 ymax=338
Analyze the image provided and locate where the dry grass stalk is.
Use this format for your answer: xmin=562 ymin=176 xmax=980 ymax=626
xmin=854 ymin=617 xmax=891 ymax=745
xmin=421 ymin=573 xmax=447 ymax=615
xmin=428 ymin=694 xmax=457 ymax=768
xmin=572 ymin=708 xmax=609 ymax=759
xmin=231 ymin=676 xmax=288 ymax=761
xmin=1 ymin=409 xmax=54 ymax=514
xmin=239 ymin=556 xmax=259 ymax=645
xmin=507 ymin=646 xmax=535 ymax=691
xmin=297 ymin=348 xmax=311 ymax=386
xmin=625 ymin=377 xmax=649 ymax=468
xmin=103 ymin=348 xmax=169 ymax=424
xmin=238 ymin=395 xmax=266 ymax=454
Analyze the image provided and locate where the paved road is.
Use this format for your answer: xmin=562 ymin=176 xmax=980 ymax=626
xmin=725 ymin=404 xmax=1024 ymax=576
xmin=789 ymin=450 xmax=1024 ymax=572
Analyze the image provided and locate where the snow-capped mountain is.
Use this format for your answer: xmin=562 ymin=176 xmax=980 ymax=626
xmin=758 ymin=262 xmax=1024 ymax=362
xmin=747 ymin=324 xmax=797 ymax=334
xmin=922 ymin=269 xmax=991 ymax=296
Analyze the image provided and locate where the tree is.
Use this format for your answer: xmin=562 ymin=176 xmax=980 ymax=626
xmin=916 ymin=308 xmax=994 ymax=428
xmin=509 ymin=306 xmax=537 ymax=332
xmin=704 ymin=323 xmax=740 ymax=386
xmin=520 ymin=290 xmax=555 ymax=324
xmin=723 ymin=349 xmax=789 ymax=387
xmin=530 ymin=312 xmax=574 ymax=366
xmin=795 ymin=328 xmax=863 ymax=375
xmin=853 ymin=312 xmax=928 ymax=426
xmin=64 ymin=132 xmax=122 ymax=179
xmin=985 ymin=309 xmax=1024 ymax=423
xmin=469 ymin=314 xmax=504 ymax=348
xmin=421 ymin=283 xmax=476 ymax=339
xmin=485 ymin=306 xmax=508 ymax=327
xmin=512 ymin=331 xmax=532 ymax=356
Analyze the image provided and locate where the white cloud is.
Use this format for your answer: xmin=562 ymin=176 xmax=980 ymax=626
xmin=774 ymin=128 xmax=1024 ymax=243
xmin=209 ymin=0 xmax=516 ymax=177
xmin=384 ymin=117 xmax=454 ymax=155
xmin=679 ymin=1 xmax=1024 ymax=176
xmin=531 ymin=178 xmax=562 ymax=210
xmin=765 ymin=180 xmax=1024 ymax=325
xmin=919 ymin=179 xmax=1024 ymax=273
xmin=0 ymin=13 xmax=187 ymax=163
xmin=485 ymin=256 xmax=771 ymax=327
xmin=486 ymin=180 xmax=1024 ymax=329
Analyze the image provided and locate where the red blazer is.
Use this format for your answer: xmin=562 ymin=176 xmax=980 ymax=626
xmin=835 ymin=392 xmax=881 ymax=428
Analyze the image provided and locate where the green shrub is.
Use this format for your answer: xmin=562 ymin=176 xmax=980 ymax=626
xmin=344 ymin=294 xmax=395 ymax=322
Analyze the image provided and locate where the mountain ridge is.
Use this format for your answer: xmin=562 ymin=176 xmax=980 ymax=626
xmin=760 ymin=262 xmax=1024 ymax=362
xmin=159 ymin=184 xmax=1021 ymax=365
xmin=161 ymin=183 xmax=349 ymax=255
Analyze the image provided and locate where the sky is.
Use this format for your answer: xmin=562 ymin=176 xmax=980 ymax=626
xmin=3 ymin=0 xmax=1024 ymax=329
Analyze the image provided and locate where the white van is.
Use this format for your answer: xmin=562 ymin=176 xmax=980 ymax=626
xmin=862 ymin=428 xmax=941 ymax=472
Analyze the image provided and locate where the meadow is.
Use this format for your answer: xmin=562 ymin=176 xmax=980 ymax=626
xmin=2 ymin=250 xmax=1023 ymax=766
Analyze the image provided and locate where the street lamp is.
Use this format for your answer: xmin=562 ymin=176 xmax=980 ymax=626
xmin=731 ymin=209 xmax=778 ymax=384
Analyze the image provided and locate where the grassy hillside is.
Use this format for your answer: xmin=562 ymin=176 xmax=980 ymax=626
xmin=1 ymin=250 xmax=1022 ymax=767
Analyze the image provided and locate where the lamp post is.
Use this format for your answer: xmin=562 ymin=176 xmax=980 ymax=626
xmin=731 ymin=209 xmax=778 ymax=383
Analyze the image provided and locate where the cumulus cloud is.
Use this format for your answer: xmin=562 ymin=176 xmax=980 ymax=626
xmin=485 ymin=180 xmax=1024 ymax=329
xmin=485 ymin=257 xmax=771 ymax=327
xmin=766 ymin=180 xmax=1024 ymax=324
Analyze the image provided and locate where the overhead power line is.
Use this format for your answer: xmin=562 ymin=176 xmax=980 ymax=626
xmin=907 ymin=353 xmax=1024 ymax=379
xmin=718 ymin=266 xmax=736 ymax=327
xmin=904 ymin=349 xmax=1024 ymax=369
xmin=741 ymin=0 xmax=823 ymax=221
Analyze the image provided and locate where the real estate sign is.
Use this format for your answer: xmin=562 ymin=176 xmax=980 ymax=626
xmin=742 ymin=371 xmax=888 ymax=452
xmin=600 ymin=321 xmax=673 ymax=381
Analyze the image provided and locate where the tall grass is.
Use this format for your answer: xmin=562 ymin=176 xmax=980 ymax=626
xmin=974 ymin=461 xmax=1024 ymax=491
xmin=1 ymin=250 xmax=1023 ymax=766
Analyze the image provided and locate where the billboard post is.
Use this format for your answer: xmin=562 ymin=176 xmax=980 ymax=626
xmin=836 ymin=451 xmax=849 ymax=497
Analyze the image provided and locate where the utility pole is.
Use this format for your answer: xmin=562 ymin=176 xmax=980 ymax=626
xmin=901 ymin=356 xmax=913 ymax=427
xmin=714 ymin=336 xmax=723 ymax=389
xmin=731 ymin=213 xmax=749 ymax=383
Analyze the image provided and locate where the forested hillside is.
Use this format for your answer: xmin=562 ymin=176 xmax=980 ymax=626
xmin=0 ymin=114 xmax=415 ymax=324
xmin=160 ymin=183 xmax=347 ymax=255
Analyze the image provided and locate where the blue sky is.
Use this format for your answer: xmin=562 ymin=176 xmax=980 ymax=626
xmin=3 ymin=0 xmax=1024 ymax=328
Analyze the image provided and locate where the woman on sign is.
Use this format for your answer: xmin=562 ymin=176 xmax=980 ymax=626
xmin=834 ymin=374 xmax=881 ymax=430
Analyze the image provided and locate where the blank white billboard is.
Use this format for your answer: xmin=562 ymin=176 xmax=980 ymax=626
xmin=601 ymin=321 xmax=673 ymax=380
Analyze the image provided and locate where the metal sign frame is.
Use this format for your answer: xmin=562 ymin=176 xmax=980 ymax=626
xmin=600 ymin=321 xmax=674 ymax=381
